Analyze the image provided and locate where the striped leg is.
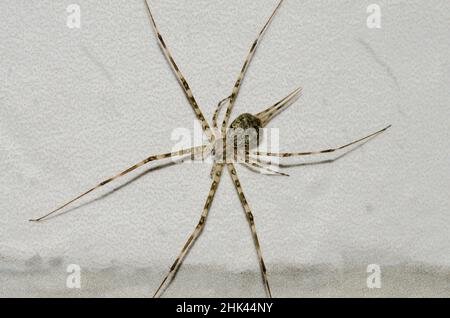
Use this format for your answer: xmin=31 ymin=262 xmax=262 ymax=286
xmin=239 ymin=156 xmax=289 ymax=177
xmin=29 ymin=146 xmax=207 ymax=222
xmin=153 ymin=164 xmax=225 ymax=297
xmin=212 ymin=96 xmax=231 ymax=130
xmin=210 ymin=95 xmax=230 ymax=178
xmin=226 ymin=163 xmax=272 ymax=298
xmin=255 ymin=125 xmax=392 ymax=158
xmin=221 ymin=0 xmax=285 ymax=135
xmin=143 ymin=0 xmax=215 ymax=142
xmin=210 ymin=162 xmax=220 ymax=179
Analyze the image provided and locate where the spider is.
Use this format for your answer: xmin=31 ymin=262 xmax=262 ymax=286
xmin=30 ymin=0 xmax=391 ymax=298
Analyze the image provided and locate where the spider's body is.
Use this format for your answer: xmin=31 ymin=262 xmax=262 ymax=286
xmin=229 ymin=113 xmax=262 ymax=151
xmin=30 ymin=0 xmax=391 ymax=298
xmin=230 ymin=113 xmax=262 ymax=132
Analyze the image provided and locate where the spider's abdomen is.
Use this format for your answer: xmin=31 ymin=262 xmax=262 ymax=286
xmin=226 ymin=113 xmax=262 ymax=152
xmin=229 ymin=113 xmax=262 ymax=131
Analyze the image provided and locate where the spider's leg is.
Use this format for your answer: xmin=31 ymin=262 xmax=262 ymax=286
xmin=226 ymin=163 xmax=272 ymax=298
xmin=143 ymin=0 xmax=214 ymax=142
xmin=29 ymin=146 xmax=207 ymax=222
xmin=209 ymin=162 xmax=220 ymax=179
xmin=239 ymin=155 xmax=289 ymax=177
xmin=255 ymin=125 xmax=392 ymax=158
xmin=153 ymin=164 xmax=225 ymax=298
xmin=210 ymin=95 xmax=231 ymax=177
xmin=256 ymin=86 xmax=303 ymax=127
xmin=221 ymin=0 xmax=285 ymax=134
xmin=210 ymin=96 xmax=230 ymax=177
xmin=213 ymin=96 xmax=231 ymax=130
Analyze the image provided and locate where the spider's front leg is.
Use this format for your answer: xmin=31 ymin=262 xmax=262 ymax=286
xmin=221 ymin=0 xmax=285 ymax=133
xmin=144 ymin=0 xmax=215 ymax=142
xmin=29 ymin=145 xmax=208 ymax=222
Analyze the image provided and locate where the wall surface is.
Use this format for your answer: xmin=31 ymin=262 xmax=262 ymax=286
xmin=0 ymin=0 xmax=449 ymax=297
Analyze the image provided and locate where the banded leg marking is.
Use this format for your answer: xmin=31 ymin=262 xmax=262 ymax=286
xmin=221 ymin=0 xmax=285 ymax=134
xmin=144 ymin=0 xmax=215 ymax=142
xmin=153 ymin=164 xmax=225 ymax=297
xmin=226 ymin=163 xmax=272 ymax=298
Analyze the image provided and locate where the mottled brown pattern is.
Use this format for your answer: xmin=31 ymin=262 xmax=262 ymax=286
xmin=229 ymin=113 xmax=262 ymax=132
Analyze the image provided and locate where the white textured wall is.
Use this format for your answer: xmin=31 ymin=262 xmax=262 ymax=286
xmin=0 ymin=0 xmax=449 ymax=297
